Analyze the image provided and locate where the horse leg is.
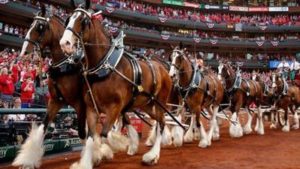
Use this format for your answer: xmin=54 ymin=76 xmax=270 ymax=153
xmin=291 ymin=105 xmax=299 ymax=129
xmin=71 ymin=106 xmax=108 ymax=169
xmin=270 ymin=103 xmax=278 ymax=129
xmin=142 ymin=105 xmax=165 ymax=165
xmin=122 ymin=113 xmax=139 ymax=156
xmin=12 ymin=99 xmax=63 ymax=169
xmin=73 ymin=102 xmax=87 ymax=144
xmin=282 ymin=105 xmax=290 ymax=132
xmin=229 ymin=100 xmax=243 ymax=138
xmin=209 ymin=105 xmax=220 ymax=141
xmin=256 ymin=105 xmax=265 ymax=135
xmin=171 ymin=113 xmax=184 ymax=147
xmin=243 ymin=107 xmax=253 ymax=134
xmin=207 ymin=105 xmax=216 ymax=146
xmin=183 ymin=113 xmax=196 ymax=143
xmin=196 ymin=107 xmax=209 ymax=148
xmin=100 ymin=106 xmax=129 ymax=154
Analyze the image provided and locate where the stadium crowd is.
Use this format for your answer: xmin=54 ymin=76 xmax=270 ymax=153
xmin=99 ymin=0 xmax=300 ymax=26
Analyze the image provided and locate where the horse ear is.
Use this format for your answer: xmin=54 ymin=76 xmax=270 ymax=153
xmin=85 ymin=0 xmax=90 ymax=9
xmin=70 ymin=0 xmax=76 ymax=9
xmin=179 ymin=42 xmax=183 ymax=49
xmin=40 ymin=3 xmax=46 ymax=17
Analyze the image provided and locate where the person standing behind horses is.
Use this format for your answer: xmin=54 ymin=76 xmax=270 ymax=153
xmin=277 ymin=57 xmax=290 ymax=79
xmin=20 ymin=74 xmax=35 ymax=108
xmin=290 ymin=57 xmax=300 ymax=81
xmin=0 ymin=68 xmax=15 ymax=107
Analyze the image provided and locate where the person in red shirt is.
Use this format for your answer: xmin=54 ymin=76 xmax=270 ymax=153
xmin=20 ymin=74 xmax=35 ymax=108
xmin=0 ymin=67 xmax=15 ymax=107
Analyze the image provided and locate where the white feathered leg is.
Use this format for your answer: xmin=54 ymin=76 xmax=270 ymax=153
xmin=127 ymin=125 xmax=139 ymax=155
xmin=292 ymin=112 xmax=299 ymax=129
xmin=257 ymin=106 xmax=265 ymax=135
xmin=142 ymin=123 xmax=162 ymax=165
xmin=282 ymin=118 xmax=290 ymax=132
xmin=12 ymin=124 xmax=45 ymax=169
xmin=107 ymin=130 xmax=129 ymax=152
xmin=212 ymin=106 xmax=220 ymax=141
xmin=243 ymin=109 xmax=253 ymax=134
xmin=171 ymin=115 xmax=184 ymax=147
xmin=145 ymin=121 xmax=157 ymax=146
xmin=161 ymin=125 xmax=172 ymax=146
xmin=198 ymin=121 xmax=208 ymax=148
xmin=229 ymin=112 xmax=243 ymax=138
xmin=70 ymin=137 xmax=94 ymax=169
xmin=184 ymin=114 xmax=195 ymax=143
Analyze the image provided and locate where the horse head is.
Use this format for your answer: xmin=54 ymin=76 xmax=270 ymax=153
xmin=60 ymin=0 xmax=94 ymax=54
xmin=169 ymin=46 xmax=185 ymax=77
xmin=20 ymin=3 xmax=65 ymax=60
xmin=271 ymin=72 xmax=284 ymax=95
xmin=60 ymin=0 xmax=108 ymax=66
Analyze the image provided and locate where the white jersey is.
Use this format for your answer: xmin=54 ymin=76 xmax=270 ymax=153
xmin=277 ymin=61 xmax=290 ymax=72
xmin=290 ymin=61 xmax=300 ymax=71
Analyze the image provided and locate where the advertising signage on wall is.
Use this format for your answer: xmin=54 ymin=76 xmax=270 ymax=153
xmin=199 ymin=4 xmax=223 ymax=10
xmin=162 ymin=0 xmax=183 ymax=6
xmin=184 ymin=2 xmax=199 ymax=8
xmin=269 ymin=7 xmax=289 ymax=12
xmin=143 ymin=0 xmax=161 ymax=4
xmin=229 ymin=6 xmax=249 ymax=11
xmin=248 ymin=7 xmax=268 ymax=12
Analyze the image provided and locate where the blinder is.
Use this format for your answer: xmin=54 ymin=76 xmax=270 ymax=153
xmin=65 ymin=16 xmax=70 ymax=28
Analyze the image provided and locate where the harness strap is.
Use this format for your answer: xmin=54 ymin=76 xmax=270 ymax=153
xmin=144 ymin=58 xmax=158 ymax=96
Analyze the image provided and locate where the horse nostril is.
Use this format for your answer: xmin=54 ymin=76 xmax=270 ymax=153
xmin=66 ymin=41 xmax=71 ymax=46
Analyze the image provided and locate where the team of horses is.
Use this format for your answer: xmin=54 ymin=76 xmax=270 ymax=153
xmin=12 ymin=1 xmax=300 ymax=169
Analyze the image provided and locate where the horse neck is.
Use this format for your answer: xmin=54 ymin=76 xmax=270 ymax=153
xmin=48 ymin=17 xmax=65 ymax=63
xmin=224 ymin=66 xmax=235 ymax=90
xmin=178 ymin=56 xmax=193 ymax=88
xmin=84 ymin=20 xmax=110 ymax=69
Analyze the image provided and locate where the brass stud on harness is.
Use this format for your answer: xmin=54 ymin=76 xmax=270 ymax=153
xmin=137 ymin=85 xmax=144 ymax=92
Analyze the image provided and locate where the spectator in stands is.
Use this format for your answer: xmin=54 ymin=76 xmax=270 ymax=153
xmin=7 ymin=98 xmax=25 ymax=121
xmin=277 ymin=57 xmax=290 ymax=79
xmin=290 ymin=57 xmax=300 ymax=80
xmin=20 ymin=74 xmax=35 ymax=108
xmin=0 ymin=68 xmax=15 ymax=107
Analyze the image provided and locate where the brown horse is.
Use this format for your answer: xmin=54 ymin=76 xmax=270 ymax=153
xmin=271 ymin=72 xmax=300 ymax=131
xmin=218 ymin=61 xmax=264 ymax=138
xmin=169 ymin=46 xmax=224 ymax=148
xmin=12 ymin=6 xmax=87 ymax=169
xmin=60 ymin=1 xmax=173 ymax=167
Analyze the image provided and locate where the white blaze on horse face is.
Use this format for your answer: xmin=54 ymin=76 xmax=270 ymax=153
xmin=60 ymin=12 xmax=81 ymax=54
xmin=252 ymin=74 xmax=257 ymax=81
xmin=217 ymin=63 xmax=223 ymax=80
xmin=169 ymin=50 xmax=179 ymax=77
xmin=20 ymin=20 xmax=37 ymax=57
xmin=271 ymin=73 xmax=277 ymax=88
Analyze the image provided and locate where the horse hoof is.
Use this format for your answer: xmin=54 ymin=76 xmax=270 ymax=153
xmin=282 ymin=126 xmax=290 ymax=132
xmin=243 ymin=127 xmax=252 ymax=135
xmin=270 ymin=124 xmax=277 ymax=129
xmin=292 ymin=124 xmax=299 ymax=130
xmin=212 ymin=134 xmax=220 ymax=141
xmin=142 ymin=154 xmax=158 ymax=166
xmin=198 ymin=139 xmax=208 ymax=148
xmin=127 ymin=146 xmax=138 ymax=156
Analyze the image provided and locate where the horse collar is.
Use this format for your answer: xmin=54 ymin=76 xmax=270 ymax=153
xmin=179 ymin=63 xmax=202 ymax=96
xmin=86 ymin=31 xmax=125 ymax=81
